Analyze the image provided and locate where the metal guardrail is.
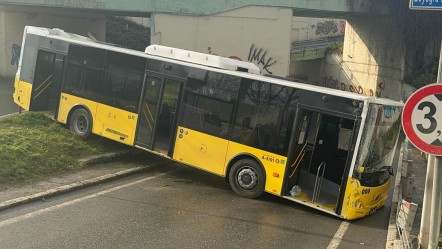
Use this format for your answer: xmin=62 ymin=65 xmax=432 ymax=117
xmin=396 ymin=200 xmax=418 ymax=249
xmin=392 ymin=139 xmax=419 ymax=249
xmin=291 ymin=36 xmax=343 ymax=53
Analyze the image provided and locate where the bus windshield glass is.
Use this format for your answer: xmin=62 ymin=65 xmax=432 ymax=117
xmin=354 ymin=103 xmax=402 ymax=186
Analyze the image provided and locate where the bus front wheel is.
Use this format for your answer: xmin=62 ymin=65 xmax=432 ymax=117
xmin=229 ymin=159 xmax=265 ymax=199
xmin=69 ymin=108 xmax=92 ymax=139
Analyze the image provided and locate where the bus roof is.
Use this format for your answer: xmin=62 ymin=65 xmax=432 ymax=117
xmin=24 ymin=26 xmax=403 ymax=107
xmin=145 ymin=45 xmax=261 ymax=75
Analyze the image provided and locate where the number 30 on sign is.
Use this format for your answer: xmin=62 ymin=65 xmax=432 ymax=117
xmin=402 ymin=83 xmax=442 ymax=156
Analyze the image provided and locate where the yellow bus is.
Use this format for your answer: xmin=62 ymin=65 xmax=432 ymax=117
xmin=13 ymin=26 xmax=403 ymax=220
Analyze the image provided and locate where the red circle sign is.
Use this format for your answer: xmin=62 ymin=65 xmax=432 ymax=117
xmin=402 ymin=83 xmax=442 ymax=155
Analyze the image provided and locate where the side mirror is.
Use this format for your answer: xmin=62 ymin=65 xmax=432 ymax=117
xmin=381 ymin=165 xmax=394 ymax=176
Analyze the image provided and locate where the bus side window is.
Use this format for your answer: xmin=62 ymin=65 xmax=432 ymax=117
xmin=238 ymin=117 xmax=258 ymax=146
xmin=181 ymin=72 xmax=240 ymax=138
xmin=231 ymin=80 xmax=298 ymax=156
xmin=63 ymin=45 xmax=104 ymax=101
xmin=100 ymin=51 xmax=145 ymax=113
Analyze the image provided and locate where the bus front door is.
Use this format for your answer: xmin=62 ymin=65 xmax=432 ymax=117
xmin=29 ymin=50 xmax=63 ymax=118
xmin=135 ymin=75 xmax=182 ymax=156
xmin=288 ymin=109 xmax=355 ymax=212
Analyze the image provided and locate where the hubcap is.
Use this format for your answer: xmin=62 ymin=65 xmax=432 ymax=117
xmin=237 ymin=167 xmax=258 ymax=190
xmin=75 ymin=115 xmax=87 ymax=134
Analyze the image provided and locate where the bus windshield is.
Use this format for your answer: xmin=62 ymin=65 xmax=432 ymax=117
xmin=354 ymin=104 xmax=402 ymax=186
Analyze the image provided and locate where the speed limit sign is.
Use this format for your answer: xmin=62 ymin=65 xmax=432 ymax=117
xmin=402 ymin=83 xmax=442 ymax=155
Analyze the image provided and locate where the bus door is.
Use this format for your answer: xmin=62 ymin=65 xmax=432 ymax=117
xmin=29 ymin=50 xmax=63 ymax=118
xmin=154 ymin=78 xmax=181 ymax=155
xmin=288 ymin=108 xmax=355 ymax=211
xmin=135 ymin=75 xmax=182 ymax=156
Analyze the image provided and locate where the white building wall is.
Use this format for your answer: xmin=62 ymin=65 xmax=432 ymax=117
xmin=0 ymin=6 xmax=106 ymax=78
xmin=0 ymin=11 xmax=6 ymax=77
xmin=151 ymin=6 xmax=292 ymax=76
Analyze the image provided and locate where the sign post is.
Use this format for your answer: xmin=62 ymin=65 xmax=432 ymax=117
xmin=407 ymin=4 xmax=442 ymax=248
xmin=404 ymin=41 xmax=442 ymax=249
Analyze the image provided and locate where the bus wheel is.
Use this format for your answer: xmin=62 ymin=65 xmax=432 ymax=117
xmin=69 ymin=108 xmax=92 ymax=139
xmin=229 ymin=159 xmax=265 ymax=199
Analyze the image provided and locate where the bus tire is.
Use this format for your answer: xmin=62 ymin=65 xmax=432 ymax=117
xmin=229 ymin=159 xmax=265 ymax=199
xmin=69 ymin=108 xmax=92 ymax=139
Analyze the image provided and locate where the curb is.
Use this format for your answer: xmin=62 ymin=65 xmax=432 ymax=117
xmin=0 ymin=112 xmax=19 ymax=121
xmin=386 ymin=138 xmax=407 ymax=248
xmin=0 ymin=165 xmax=150 ymax=212
xmin=78 ymin=149 xmax=137 ymax=166
xmin=0 ymin=150 xmax=152 ymax=212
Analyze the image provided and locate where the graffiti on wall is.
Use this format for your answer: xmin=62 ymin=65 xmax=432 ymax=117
xmin=339 ymin=20 xmax=346 ymax=34
xmin=207 ymin=44 xmax=277 ymax=75
xmin=11 ymin=44 xmax=21 ymax=69
xmin=401 ymin=83 xmax=415 ymax=103
xmin=401 ymin=91 xmax=408 ymax=103
xmin=313 ymin=21 xmax=338 ymax=35
xmin=323 ymin=75 xmax=384 ymax=97
xmin=47 ymin=0 xmax=105 ymax=8
xmin=247 ymin=44 xmax=277 ymax=74
xmin=383 ymin=106 xmax=396 ymax=119
xmin=323 ymin=76 xmax=339 ymax=89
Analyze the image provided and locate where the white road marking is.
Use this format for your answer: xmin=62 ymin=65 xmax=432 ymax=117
xmin=327 ymin=221 xmax=350 ymax=249
xmin=0 ymin=176 xmax=157 ymax=228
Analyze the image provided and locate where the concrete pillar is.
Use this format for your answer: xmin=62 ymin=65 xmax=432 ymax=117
xmin=342 ymin=17 xmax=405 ymax=101
xmin=0 ymin=5 xmax=106 ymax=78
xmin=0 ymin=10 xmax=6 ymax=78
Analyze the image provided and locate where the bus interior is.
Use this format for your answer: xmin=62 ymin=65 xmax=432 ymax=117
xmin=285 ymin=108 xmax=358 ymax=214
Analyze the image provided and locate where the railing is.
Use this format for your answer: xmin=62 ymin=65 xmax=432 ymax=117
xmin=387 ymin=138 xmax=419 ymax=249
xmin=312 ymin=161 xmax=326 ymax=203
xmin=396 ymin=199 xmax=418 ymax=249
xmin=291 ymin=36 xmax=343 ymax=53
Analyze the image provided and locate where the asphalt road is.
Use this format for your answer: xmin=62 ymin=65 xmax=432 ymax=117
xmin=0 ymin=158 xmax=395 ymax=249
xmin=0 ymin=79 xmax=18 ymax=116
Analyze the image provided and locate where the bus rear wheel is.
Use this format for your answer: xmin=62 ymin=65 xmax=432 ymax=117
xmin=69 ymin=108 xmax=92 ymax=139
xmin=229 ymin=159 xmax=265 ymax=199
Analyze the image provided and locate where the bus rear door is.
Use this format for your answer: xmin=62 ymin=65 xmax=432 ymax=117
xmin=29 ymin=50 xmax=64 ymax=118
xmin=135 ymin=74 xmax=182 ymax=156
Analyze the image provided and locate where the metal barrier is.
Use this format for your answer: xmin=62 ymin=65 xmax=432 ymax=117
xmin=396 ymin=199 xmax=418 ymax=249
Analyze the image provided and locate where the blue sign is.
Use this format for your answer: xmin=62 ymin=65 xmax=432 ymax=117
xmin=410 ymin=0 xmax=442 ymax=9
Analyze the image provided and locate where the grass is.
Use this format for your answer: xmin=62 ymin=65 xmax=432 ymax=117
xmin=0 ymin=112 xmax=127 ymax=188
